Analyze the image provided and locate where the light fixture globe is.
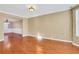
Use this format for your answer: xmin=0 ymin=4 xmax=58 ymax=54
xmin=27 ymin=5 xmax=36 ymax=12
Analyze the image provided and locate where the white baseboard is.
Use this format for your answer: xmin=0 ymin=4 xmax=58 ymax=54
xmin=23 ymin=35 xmax=79 ymax=47
xmin=43 ymin=37 xmax=72 ymax=43
xmin=0 ymin=39 xmax=4 ymax=42
xmin=23 ymin=34 xmax=33 ymax=37
xmin=23 ymin=34 xmax=72 ymax=43
xmin=72 ymin=42 xmax=79 ymax=47
xmin=23 ymin=35 xmax=27 ymax=37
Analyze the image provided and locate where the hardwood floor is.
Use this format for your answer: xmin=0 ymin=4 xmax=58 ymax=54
xmin=0 ymin=33 xmax=79 ymax=54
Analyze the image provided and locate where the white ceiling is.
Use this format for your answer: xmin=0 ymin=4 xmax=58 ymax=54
xmin=0 ymin=4 xmax=77 ymax=18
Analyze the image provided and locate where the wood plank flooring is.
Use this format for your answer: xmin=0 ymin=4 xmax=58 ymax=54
xmin=0 ymin=33 xmax=79 ymax=54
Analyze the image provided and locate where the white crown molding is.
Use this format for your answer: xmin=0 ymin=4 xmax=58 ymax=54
xmin=0 ymin=8 xmax=70 ymax=19
xmin=0 ymin=10 xmax=27 ymax=19
xmin=27 ymin=8 xmax=71 ymax=18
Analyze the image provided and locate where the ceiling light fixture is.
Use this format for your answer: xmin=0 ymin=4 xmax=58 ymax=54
xmin=28 ymin=5 xmax=36 ymax=12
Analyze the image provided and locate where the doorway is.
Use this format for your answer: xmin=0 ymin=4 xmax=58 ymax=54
xmin=3 ymin=18 xmax=23 ymax=49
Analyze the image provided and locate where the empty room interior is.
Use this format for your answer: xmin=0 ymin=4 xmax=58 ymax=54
xmin=0 ymin=4 xmax=79 ymax=54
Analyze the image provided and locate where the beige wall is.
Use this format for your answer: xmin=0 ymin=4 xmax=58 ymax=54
xmin=28 ymin=10 xmax=73 ymax=41
xmin=0 ymin=9 xmax=73 ymax=42
xmin=23 ymin=19 xmax=28 ymax=36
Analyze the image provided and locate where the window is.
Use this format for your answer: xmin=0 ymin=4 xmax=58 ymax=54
xmin=76 ymin=9 xmax=79 ymax=36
